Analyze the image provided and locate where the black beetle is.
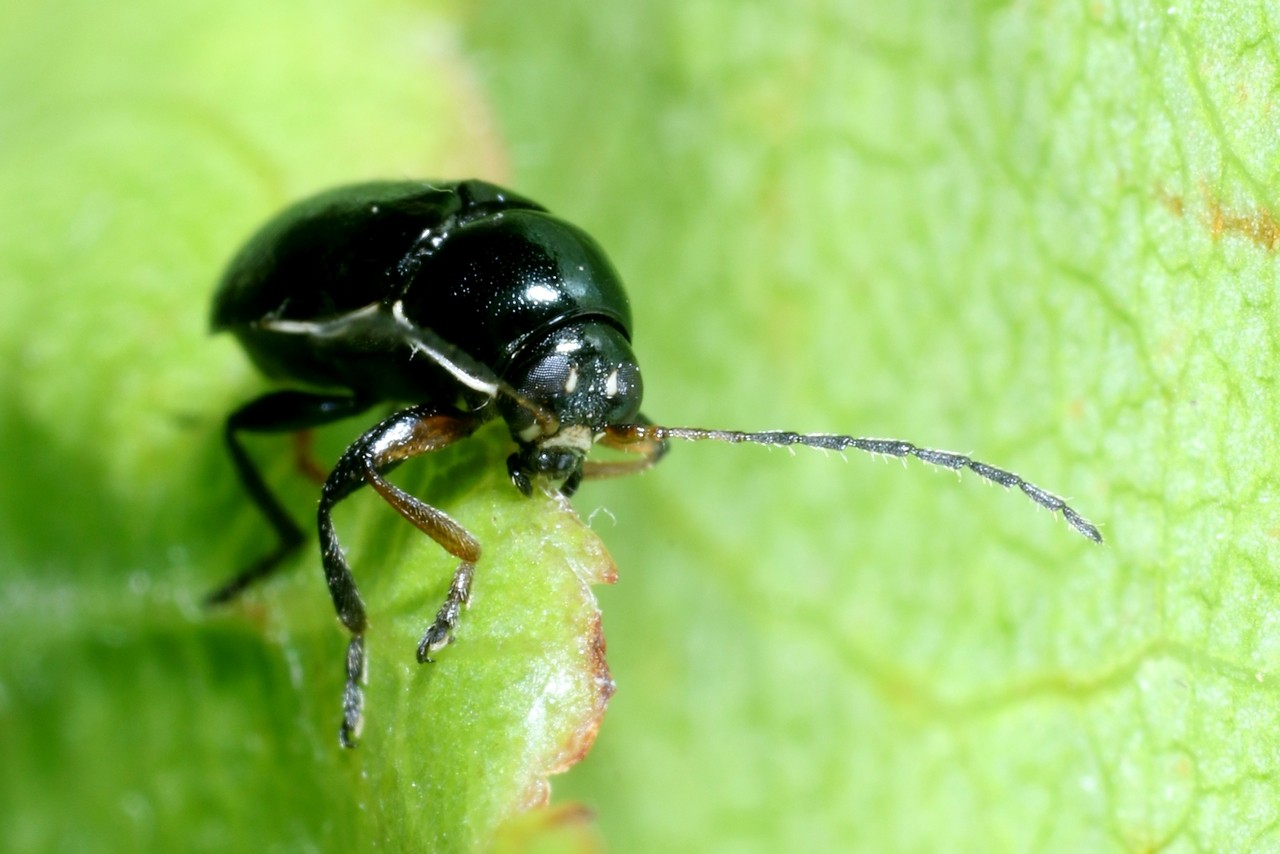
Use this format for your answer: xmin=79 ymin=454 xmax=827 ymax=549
xmin=210 ymin=179 xmax=1101 ymax=747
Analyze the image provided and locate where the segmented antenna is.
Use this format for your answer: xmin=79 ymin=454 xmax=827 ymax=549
xmin=611 ymin=424 xmax=1103 ymax=543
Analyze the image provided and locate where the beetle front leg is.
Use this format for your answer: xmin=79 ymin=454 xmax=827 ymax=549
xmin=414 ymin=560 xmax=475 ymax=662
xmin=359 ymin=467 xmax=482 ymax=663
xmin=583 ymin=415 xmax=671 ymax=481
xmin=317 ymin=404 xmax=486 ymax=747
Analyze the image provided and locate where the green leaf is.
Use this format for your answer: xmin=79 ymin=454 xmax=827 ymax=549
xmin=5 ymin=0 xmax=1280 ymax=852
xmin=466 ymin=2 xmax=1280 ymax=852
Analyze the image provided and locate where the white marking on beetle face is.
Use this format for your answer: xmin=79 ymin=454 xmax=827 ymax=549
xmin=564 ymin=366 xmax=579 ymax=394
xmin=604 ymin=368 xmax=619 ymax=398
xmin=541 ymin=425 xmax=594 ymax=453
xmin=518 ymin=423 xmax=543 ymax=443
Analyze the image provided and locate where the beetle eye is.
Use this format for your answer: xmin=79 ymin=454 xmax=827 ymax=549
xmin=526 ymin=353 xmax=576 ymax=399
xmin=498 ymin=352 xmax=571 ymax=438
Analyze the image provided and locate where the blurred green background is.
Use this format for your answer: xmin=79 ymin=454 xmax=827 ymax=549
xmin=3 ymin=0 xmax=1279 ymax=851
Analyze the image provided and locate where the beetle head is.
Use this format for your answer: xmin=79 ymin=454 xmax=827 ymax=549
xmin=500 ymin=321 xmax=643 ymax=495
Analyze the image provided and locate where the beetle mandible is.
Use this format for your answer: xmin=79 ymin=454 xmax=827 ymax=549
xmin=209 ymin=179 xmax=1102 ymax=747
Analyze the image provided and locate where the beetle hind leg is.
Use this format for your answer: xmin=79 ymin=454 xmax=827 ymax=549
xmin=209 ymin=391 xmax=371 ymax=604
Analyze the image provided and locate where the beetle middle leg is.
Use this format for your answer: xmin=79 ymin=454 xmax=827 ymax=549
xmin=290 ymin=429 xmax=329 ymax=485
xmin=318 ymin=404 xmax=486 ymax=747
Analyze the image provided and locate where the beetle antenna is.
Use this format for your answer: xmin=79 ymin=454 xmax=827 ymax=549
xmin=603 ymin=424 xmax=1102 ymax=543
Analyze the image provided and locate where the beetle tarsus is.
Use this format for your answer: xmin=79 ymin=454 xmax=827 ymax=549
xmin=339 ymin=635 xmax=366 ymax=749
xmin=507 ymin=453 xmax=533 ymax=496
xmin=416 ymin=560 xmax=476 ymax=663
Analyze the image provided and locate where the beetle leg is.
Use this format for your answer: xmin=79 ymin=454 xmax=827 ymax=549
xmin=584 ymin=415 xmax=671 ymax=480
xmin=209 ymin=391 xmax=371 ymax=604
xmin=291 ymin=430 xmax=328 ymax=485
xmin=318 ymin=404 xmax=487 ymax=747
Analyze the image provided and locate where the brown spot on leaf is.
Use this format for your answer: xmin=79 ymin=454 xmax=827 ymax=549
xmin=1154 ymin=183 xmax=1184 ymax=218
xmin=518 ymin=613 xmax=615 ymax=811
xmin=548 ymin=613 xmax=615 ymax=776
xmin=1202 ymin=191 xmax=1280 ymax=251
xmin=517 ymin=505 xmax=618 ymax=814
xmin=1159 ymin=181 xmax=1280 ymax=251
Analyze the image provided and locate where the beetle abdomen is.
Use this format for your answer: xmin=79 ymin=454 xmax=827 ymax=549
xmin=212 ymin=181 xmax=525 ymax=331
